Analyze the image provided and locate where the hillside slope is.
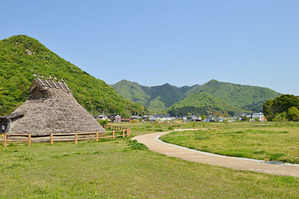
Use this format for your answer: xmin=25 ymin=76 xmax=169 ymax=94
xmin=0 ymin=35 xmax=147 ymax=116
xmin=111 ymin=80 xmax=150 ymax=106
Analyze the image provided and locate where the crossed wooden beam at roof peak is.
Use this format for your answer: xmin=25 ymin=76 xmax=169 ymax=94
xmin=33 ymin=74 xmax=65 ymax=82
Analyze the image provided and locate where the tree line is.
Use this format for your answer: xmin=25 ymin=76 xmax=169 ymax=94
xmin=263 ymin=94 xmax=299 ymax=121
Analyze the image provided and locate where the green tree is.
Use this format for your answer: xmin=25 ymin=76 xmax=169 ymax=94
xmin=272 ymin=95 xmax=299 ymax=113
xmin=273 ymin=112 xmax=288 ymax=122
xmin=287 ymin=106 xmax=299 ymax=121
xmin=241 ymin=116 xmax=249 ymax=121
xmin=263 ymin=99 xmax=275 ymax=121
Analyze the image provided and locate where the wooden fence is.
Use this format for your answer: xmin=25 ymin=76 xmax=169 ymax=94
xmin=1 ymin=127 xmax=131 ymax=147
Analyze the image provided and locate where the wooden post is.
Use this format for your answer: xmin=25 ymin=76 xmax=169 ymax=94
xmin=50 ymin=133 xmax=53 ymax=145
xmin=75 ymin=132 xmax=78 ymax=144
xmin=112 ymin=130 xmax=115 ymax=139
xmin=128 ymin=128 xmax=131 ymax=136
xmin=122 ymin=129 xmax=125 ymax=138
xmin=96 ymin=132 xmax=99 ymax=141
xmin=28 ymin=133 xmax=31 ymax=146
xmin=4 ymin=133 xmax=7 ymax=147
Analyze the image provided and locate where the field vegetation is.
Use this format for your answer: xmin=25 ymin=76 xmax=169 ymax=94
xmin=161 ymin=122 xmax=299 ymax=164
xmin=0 ymin=134 xmax=298 ymax=198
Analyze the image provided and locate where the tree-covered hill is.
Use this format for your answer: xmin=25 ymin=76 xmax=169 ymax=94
xmin=112 ymin=79 xmax=281 ymax=115
xmin=168 ymin=92 xmax=240 ymax=116
xmin=111 ymin=81 xmax=189 ymax=114
xmin=111 ymin=80 xmax=150 ymax=106
xmin=0 ymin=35 xmax=147 ymax=117
xmin=189 ymin=80 xmax=281 ymax=112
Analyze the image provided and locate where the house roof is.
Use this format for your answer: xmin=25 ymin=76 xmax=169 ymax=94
xmin=0 ymin=112 xmax=24 ymax=120
xmin=31 ymin=75 xmax=71 ymax=93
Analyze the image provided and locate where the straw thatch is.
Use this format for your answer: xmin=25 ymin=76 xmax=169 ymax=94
xmin=5 ymin=77 xmax=105 ymax=136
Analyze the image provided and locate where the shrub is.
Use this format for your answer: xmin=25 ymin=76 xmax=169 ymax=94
xmin=168 ymin=126 xmax=174 ymax=130
xmin=287 ymin=107 xmax=299 ymax=121
xmin=99 ymin=120 xmax=108 ymax=127
xmin=127 ymin=140 xmax=148 ymax=150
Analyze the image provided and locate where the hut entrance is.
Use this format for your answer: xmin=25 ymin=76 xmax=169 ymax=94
xmin=0 ymin=118 xmax=9 ymax=134
xmin=0 ymin=112 xmax=24 ymax=134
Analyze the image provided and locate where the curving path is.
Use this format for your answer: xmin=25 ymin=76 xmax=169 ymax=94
xmin=133 ymin=129 xmax=299 ymax=178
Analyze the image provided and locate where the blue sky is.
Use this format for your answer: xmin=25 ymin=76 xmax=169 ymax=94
xmin=1 ymin=0 xmax=298 ymax=94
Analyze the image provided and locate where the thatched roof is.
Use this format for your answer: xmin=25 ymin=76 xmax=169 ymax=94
xmin=7 ymin=77 xmax=105 ymax=136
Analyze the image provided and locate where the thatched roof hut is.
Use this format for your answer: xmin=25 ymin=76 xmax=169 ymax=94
xmin=1 ymin=76 xmax=105 ymax=136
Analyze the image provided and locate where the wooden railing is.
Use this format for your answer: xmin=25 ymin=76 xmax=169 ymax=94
xmin=1 ymin=127 xmax=131 ymax=147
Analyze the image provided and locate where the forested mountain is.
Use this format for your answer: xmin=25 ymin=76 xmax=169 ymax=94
xmin=112 ymin=79 xmax=281 ymax=115
xmin=0 ymin=35 xmax=147 ymax=117
xmin=168 ymin=92 xmax=240 ymax=116
xmin=189 ymin=80 xmax=281 ymax=112
xmin=112 ymin=80 xmax=191 ymax=114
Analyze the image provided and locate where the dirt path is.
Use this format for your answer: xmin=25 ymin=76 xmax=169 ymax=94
xmin=133 ymin=129 xmax=299 ymax=178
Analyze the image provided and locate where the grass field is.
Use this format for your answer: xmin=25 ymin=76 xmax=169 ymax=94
xmin=0 ymin=122 xmax=298 ymax=198
xmin=161 ymin=123 xmax=299 ymax=164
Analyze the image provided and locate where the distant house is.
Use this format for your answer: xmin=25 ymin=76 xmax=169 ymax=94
xmin=108 ymin=115 xmax=122 ymax=123
xmin=252 ymin=112 xmax=266 ymax=122
xmin=130 ymin=115 xmax=142 ymax=120
xmin=120 ymin=118 xmax=132 ymax=123
xmin=95 ymin=115 xmax=108 ymax=120
xmin=188 ymin=115 xmax=202 ymax=122
xmin=205 ymin=116 xmax=216 ymax=122
xmin=216 ymin=116 xmax=224 ymax=122
xmin=154 ymin=115 xmax=174 ymax=121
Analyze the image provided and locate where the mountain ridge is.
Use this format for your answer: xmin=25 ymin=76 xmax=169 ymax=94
xmin=112 ymin=79 xmax=281 ymax=115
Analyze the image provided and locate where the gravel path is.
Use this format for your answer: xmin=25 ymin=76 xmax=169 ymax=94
xmin=133 ymin=129 xmax=299 ymax=178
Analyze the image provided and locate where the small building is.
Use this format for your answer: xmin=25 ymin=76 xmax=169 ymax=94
xmin=185 ymin=115 xmax=202 ymax=122
xmin=143 ymin=115 xmax=157 ymax=122
xmin=120 ymin=118 xmax=132 ymax=123
xmin=130 ymin=115 xmax=142 ymax=120
xmin=154 ymin=115 xmax=174 ymax=121
xmin=114 ymin=115 xmax=121 ymax=123
xmin=0 ymin=76 xmax=105 ymax=136
xmin=252 ymin=112 xmax=267 ymax=122
xmin=95 ymin=115 xmax=108 ymax=120
xmin=205 ymin=116 xmax=216 ymax=122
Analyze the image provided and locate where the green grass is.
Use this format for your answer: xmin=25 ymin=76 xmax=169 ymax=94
xmin=161 ymin=124 xmax=299 ymax=164
xmin=0 ymin=138 xmax=299 ymax=198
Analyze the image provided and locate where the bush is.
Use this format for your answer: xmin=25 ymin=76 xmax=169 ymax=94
xmin=99 ymin=120 xmax=108 ymax=127
xmin=127 ymin=140 xmax=148 ymax=150
xmin=287 ymin=107 xmax=299 ymax=121
xmin=273 ymin=112 xmax=288 ymax=122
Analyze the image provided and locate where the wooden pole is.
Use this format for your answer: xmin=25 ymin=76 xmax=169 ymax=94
xmin=4 ymin=133 xmax=7 ymax=147
xmin=28 ymin=133 xmax=31 ymax=146
xmin=112 ymin=130 xmax=115 ymax=139
xmin=75 ymin=132 xmax=78 ymax=144
xmin=122 ymin=129 xmax=125 ymax=138
xmin=50 ymin=133 xmax=53 ymax=145
xmin=96 ymin=132 xmax=99 ymax=141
